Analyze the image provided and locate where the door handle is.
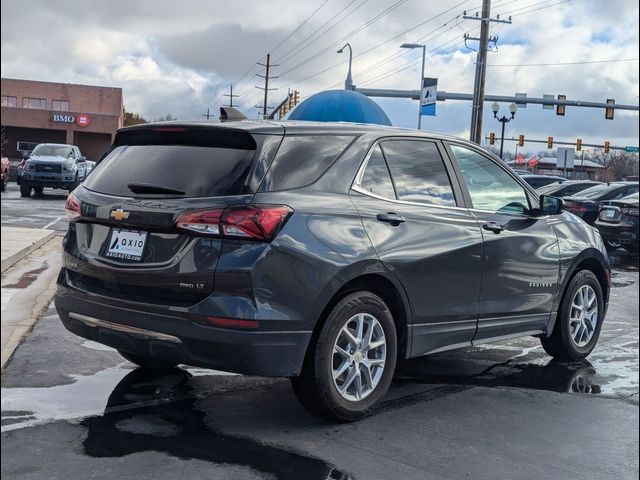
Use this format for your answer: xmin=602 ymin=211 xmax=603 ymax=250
xmin=482 ymin=222 xmax=505 ymax=234
xmin=376 ymin=212 xmax=406 ymax=226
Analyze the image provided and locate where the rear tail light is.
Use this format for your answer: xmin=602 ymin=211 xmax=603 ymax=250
xmin=65 ymin=193 xmax=82 ymax=221
xmin=176 ymin=205 xmax=292 ymax=242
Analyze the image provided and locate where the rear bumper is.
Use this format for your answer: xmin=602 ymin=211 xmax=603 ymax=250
xmin=55 ymin=281 xmax=312 ymax=377
xmin=595 ymin=223 xmax=639 ymax=249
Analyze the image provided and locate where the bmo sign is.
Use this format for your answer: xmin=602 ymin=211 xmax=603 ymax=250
xmin=52 ymin=113 xmax=91 ymax=127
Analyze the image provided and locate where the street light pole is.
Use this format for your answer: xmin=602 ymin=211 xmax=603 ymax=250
xmin=337 ymin=43 xmax=354 ymax=90
xmin=492 ymin=102 xmax=517 ymax=159
xmin=401 ymin=43 xmax=426 ymax=129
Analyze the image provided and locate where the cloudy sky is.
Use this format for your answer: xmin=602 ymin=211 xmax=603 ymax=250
xmin=2 ymin=0 xmax=638 ymax=152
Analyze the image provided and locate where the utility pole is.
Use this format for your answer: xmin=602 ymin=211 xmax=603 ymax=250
xmin=465 ymin=1 xmax=511 ymax=144
xmin=223 ymin=85 xmax=239 ymax=108
xmin=256 ymin=54 xmax=279 ymax=119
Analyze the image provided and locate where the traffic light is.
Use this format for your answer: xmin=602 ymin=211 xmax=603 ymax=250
xmin=518 ymin=134 xmax=525 ymax=147
xmin=489 ymin=132 xmax=496 ymax=145
xmin=604 ymin=141 xmax=610 ymax=154
xmin=576 ymin=138 xmax=582 ymax=151
xmin=293 ymin=90 xmax=300 ymax=106
xmin=547 ymin=136 xmax=553 ymax=149
xmin=605 ymin=99 xmax=615 ymax=120
xmin=556 ymin=94 xmax=566 ymax=116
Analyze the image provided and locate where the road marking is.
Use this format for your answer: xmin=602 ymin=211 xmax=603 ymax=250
xmin=43 ymin=216 xmax=63 ymax=229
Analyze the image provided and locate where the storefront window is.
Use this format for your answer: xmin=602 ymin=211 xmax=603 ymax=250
xmin=52 ymin=100 xmax=70 ymax=111
xmin=1 ymin=96 xmax=17 ymax=107
xmin=22 ymin=97 xmax=46 ymax=109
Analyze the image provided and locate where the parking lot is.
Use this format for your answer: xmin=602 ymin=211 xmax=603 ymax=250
xmin=1 ymin=185 xmax=638 ymax=480
xmin=1 ymin=184 xmax=69 ymax=232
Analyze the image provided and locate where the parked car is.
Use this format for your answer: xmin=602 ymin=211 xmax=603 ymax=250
xmin=85 ymin=160 xmax=96 ymax=176
xmin=20 ymin=143 xmax=88 ymax=197
xmin=563 ymin=182 xmax=639 ymax=225
xmin=16 ymin=158 xmax=25 ymax=185
xmin=1 ymin=156 xmax=9 ymax=191
xmin=521 ymin=174 xmax=567 ymax=188
xmin=536 ymin=180 xmax=601 ymax=198
xmin=55 ymin=121 xmax=611 ymax=421
xmin=595 ymin=193 xmax=639 ymax=252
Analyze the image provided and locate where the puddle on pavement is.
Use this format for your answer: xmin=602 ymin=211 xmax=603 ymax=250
xmin=2 ymin=262 xmax=49 ymax=289
xmin=395 ymin=345 xmax=638 ymax=399
xmin=2 ymin=367 xmax=351 ymax=480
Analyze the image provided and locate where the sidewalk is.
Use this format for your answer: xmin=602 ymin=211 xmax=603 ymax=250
xmin=1 ymin=227 xmax=61 ymax=369
xmin=1 ymin=226 xmax=56 ymax=273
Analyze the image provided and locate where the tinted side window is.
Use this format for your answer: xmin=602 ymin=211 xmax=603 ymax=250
xmin=359 ymin=145 xmax=395 ymax=199
xmin=380 ymin=140 xmax=455 ymax=206
xmin=260 ymin=135 xmax=354 ymax=191
xmin=450 ymin=145 xmax=530 ymax=215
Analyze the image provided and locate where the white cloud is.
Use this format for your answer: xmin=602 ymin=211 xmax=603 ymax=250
xmin=1 ymin=0 xmax=638 ymax=148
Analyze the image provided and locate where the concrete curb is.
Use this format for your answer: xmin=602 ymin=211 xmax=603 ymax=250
xmin=1 ymin=229 xmax=56 ymax=273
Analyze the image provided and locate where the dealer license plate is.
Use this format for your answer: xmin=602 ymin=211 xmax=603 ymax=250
xmin=105 ymin=229 xmax=148 ymax=261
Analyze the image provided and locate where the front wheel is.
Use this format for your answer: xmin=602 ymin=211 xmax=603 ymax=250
xmin=19 ymin=183 xmax=32 ymax=197
xmin=291 ymin=291 xmax=397 ymax=422
xmin=541 ymin=270 xmax=604 ymax=360
xmin=118 ymin=350 xmax=179 ymax=370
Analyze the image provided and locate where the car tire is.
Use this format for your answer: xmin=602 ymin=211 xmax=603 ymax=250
xmin=541 ymin=270 xmax=604 ymax=360
xmin=1 ymin=177 xmax=6 ymax=192
xmin=68 ymin=175 xmax=79 ymax=193
xmin=33 ymin=187 xmax=44 ymax=195
xmin=19 ymin=183 xmax=32 ymax=198
xmin=291 ymin=291 xmax=397 ymax=422
xmin=118 ymin=350 xmax=179 ymax=370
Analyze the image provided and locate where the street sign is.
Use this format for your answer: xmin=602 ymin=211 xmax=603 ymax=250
xmin=421 ymin=77 xmax=437 ymax=116
xmin=625 ymin=146 xmax=639 ymax=153
xmin=557 ymin=147 xmax=575 ymax=169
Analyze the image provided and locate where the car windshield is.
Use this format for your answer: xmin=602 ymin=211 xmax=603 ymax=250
xmin=32 ymin=145 xmax=74 ymax=158
xmin=577 ymin=184 xmax=619 ymax=199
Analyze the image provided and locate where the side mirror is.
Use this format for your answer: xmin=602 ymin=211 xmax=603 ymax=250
xmin=540 ymin=195 xmax=563 ymax=215
xmin=78 ymin=156 xmax=86 ymax=162
xmin=22 ymin=152 xmax=30 ymax=160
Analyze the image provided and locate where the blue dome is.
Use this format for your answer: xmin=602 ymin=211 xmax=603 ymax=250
xmin=288 ymin=89 xmax=392 ymax=126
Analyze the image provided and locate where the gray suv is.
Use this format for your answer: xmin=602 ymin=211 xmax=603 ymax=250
xmin=20 ymin=143 xmax=87 ymax=197
xmin=55 ymin=121 xmax=610 ymax=421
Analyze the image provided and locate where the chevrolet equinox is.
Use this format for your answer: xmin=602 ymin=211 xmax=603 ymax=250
xmin=55 ymin=121 xmax=610 ymax=421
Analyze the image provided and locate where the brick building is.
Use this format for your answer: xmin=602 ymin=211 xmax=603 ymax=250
xmin=1 ymin=78 xmax=123 ymax=162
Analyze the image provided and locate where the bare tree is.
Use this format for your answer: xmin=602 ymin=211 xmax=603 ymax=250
xmin=592 ymin=149 xmax=639 ymax=181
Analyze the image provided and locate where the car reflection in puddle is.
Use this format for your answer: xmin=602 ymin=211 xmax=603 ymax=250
xmin=396 ymin=357 xmax=604 ymax=396
xmin=82 ymin=369 xmax=351 ymax=480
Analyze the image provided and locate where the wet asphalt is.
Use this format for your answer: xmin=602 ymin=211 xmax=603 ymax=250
xmin=1 ymin=183 xmax=69 ymax=231
xmin=1 ymin=184 xmax=639 ymax=479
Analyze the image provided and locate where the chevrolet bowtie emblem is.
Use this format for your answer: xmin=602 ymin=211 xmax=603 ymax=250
xmin=110 ymin=209 xmax=130 ymax=221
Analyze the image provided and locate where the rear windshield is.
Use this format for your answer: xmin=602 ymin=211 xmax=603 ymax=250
xmin=83 ymin=128 xmax=260 ymax=198
xmin=577 ymin=184 xmax=619 ymax=199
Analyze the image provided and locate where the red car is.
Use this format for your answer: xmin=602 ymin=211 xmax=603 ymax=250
xmin=1 ymin=157 xmax=9 ymax=191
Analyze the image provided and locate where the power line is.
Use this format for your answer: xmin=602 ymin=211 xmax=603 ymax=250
xmin=269 ymin=0 xmax=330 ymax=54
xmin=488 ymin=58 xmax=640 ymax=67
xmin=276 ymin=0 xmax=365 ymax=64
xmin=278 ymin=0 xmax=409 ymax=77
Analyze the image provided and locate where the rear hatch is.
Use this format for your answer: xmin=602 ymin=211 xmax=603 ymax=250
xmin=63 ymin=124 xmax=284 ymax=306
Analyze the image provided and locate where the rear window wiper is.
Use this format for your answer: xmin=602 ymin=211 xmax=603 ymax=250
xmin=127 ymin=182 xmax=185 ymax=195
